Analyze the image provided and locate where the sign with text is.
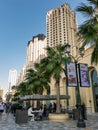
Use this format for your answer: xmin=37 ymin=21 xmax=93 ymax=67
xmin=66 ymin=62 xmax=78 ymax=87
xmin=79 ymin=63 xmax=90 ymax=87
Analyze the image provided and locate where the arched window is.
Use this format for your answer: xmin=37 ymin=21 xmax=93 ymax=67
xmin=92 ymin=70 xmax=98 ymax=112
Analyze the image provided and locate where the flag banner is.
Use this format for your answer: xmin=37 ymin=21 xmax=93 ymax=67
xmin=79 ymin=63 xmax=90 ymax=87
xmin=66 ymin=62 xmax=78 ymax=87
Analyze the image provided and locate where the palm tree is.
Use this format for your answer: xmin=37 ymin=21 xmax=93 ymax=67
xmin=16 ymin=82 xmax=30 ymax=96
xmin=34 ymin=62 xmax=50 ymax=94
xmin=25 ymin=63 xmax=51 ymax=108
xmin=25 ymin=64 xmax=50 ymax=95
xmin=25 ymin=69 xmax=38 ymax=94
xmin=76 ymin=0 xmax=98 ymax=65
xmin=40 ymin=44 xmax=71 ymax=113
xmin=6 ymin=93 xmax=12 ymax=102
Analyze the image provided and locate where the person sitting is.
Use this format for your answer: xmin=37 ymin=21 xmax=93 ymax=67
xmin=28 ymin=106 xmax=35 ymax=121
xmin=34 ymin=107 xmax=43 ymax=121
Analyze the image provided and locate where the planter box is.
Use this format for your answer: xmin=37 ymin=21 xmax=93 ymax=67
xmin=15 ymin=110 xmax=28 ymax=124
xmin=48 ymin=113 xmax=69 ymax=122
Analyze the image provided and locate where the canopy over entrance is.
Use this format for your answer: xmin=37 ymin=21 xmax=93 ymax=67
xmin=19 ymin=95 xmax=70 ymax=101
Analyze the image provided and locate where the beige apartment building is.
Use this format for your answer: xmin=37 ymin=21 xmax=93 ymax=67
xmin=46 ymin=3 xmax=78 ymax=108
xmin=26 ymin=34 xmax=47 ymax=67
xmin=46 ymin=3 xmax=78 ymax=57
xmin=46 ymin=3 xmax=98 ymax=113
xmin=0 ymin=88 xmax=3 ymax=99
xmin=16 ymin=34 xmax=47 ymax=85
xmin=16 ymin=64 xmax=26 ymax=86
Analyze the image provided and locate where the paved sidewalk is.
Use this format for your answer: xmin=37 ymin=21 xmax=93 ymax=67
xmin=0 ymin=112 xmax=98 ymax=130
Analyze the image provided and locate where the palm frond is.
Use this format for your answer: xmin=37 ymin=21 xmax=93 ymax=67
xmin=76 ymin=3 xmax=94 ymax=18
xmin=88 ymin=0 xmax=98 ymax=7
xmin=91 ymin=44 xmax=98 ymax=65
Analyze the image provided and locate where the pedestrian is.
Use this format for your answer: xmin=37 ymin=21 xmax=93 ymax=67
xmin=5 ymin=101 xmax=11 ymax=116
xmin=34 ymin=106 xmax=43 ymax=121
xmin=53 ymin=102 xmax=56 ymax=112
xmin=49 ymin=103 xmax=52 ymax=113
xmin=43 ymin=104 xmax=47 ymax=117
xmin=0 ymin=101 xmax=4 ymax=116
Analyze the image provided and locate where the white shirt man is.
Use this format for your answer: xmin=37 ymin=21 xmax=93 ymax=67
xmin=28 ymin=107 xmax=35 ymax=121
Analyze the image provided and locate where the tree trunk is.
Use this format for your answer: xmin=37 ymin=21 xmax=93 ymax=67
xmin=56 ymin=79 xmax=61 ymax=113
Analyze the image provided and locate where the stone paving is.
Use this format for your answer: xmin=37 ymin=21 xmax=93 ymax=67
xmin=0 ymin=112 xmax=98 ymax=130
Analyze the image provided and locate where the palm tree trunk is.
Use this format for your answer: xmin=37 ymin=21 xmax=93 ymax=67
xmin=56 ymin=79 xmax=61 ymax=113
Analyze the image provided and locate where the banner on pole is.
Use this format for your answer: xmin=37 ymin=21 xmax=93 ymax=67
xmin=79 ymin=63 xmax=90 ymax=87
xmin=66 ymin=62 xmax=78 ymax=87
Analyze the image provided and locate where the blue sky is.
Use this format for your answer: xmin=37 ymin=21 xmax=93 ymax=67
xmin=0 ymin=0 xmax=87 ymax=95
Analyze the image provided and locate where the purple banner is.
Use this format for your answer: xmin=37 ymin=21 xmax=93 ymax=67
xmin=79 ymin=63 xmax=90 ymax=87
xmin=66 ymin=62 xmax=78 ymax=87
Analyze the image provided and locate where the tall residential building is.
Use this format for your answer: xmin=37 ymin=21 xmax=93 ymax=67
xmin=8 ymin=69 xmax=17 ymax=91
xmin=46 ymin=3 xmax=78 ymax=56
xmin=0 ymin=88 xmax=3 ymax=99
xmin=16 ymin=34 xmax=47 ymax=85
xmin=16 ymin=64 xmax=26 ymax=86
xmin=26 ymin=34 xmax=47 ymax=66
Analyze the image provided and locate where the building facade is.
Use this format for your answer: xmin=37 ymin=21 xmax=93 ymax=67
xmin=8 ymin=69 xmax=17 ymax=92
xmin=16 ymin=34 xmax=47 ymax=85
xmin=46 ymin=3 xmax=78 ymax=56
xmin=0 ymin=88 xmax=3 ymax=99
xmin=78 ymin=45 xmax=98 ymax=113
xmin=46 ymin=3 xmax=78 ymax=109
xmin=16 ymin=3 xmax=98 ymax=114
xmin=16 ymin=65 xmax=26 ymax=86
xmin=46 ymin=3 xmax=98 ymax=114
xmin=26 ymin=34 xmax=47 ymax=65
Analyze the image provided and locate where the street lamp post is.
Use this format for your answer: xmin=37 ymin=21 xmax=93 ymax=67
xmin=65 ymin=43 xmax=86 ymax=128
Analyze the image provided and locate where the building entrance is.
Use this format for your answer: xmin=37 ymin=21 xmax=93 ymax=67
xmin=92 ymin=70 xmax=98 ymax=112
xmin=93 ymin=83 xmax=98 ymax=112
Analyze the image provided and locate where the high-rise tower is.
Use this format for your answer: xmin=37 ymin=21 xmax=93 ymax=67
xmin=46 ymin=3 xmax=78 ymax=56
xmin=8 ymin=69 xmax=17 ymax=92
xmin=26 ymin=34 xmax=46 ymax=65
xmin=0 ymin=88 xmax=3 ymax=99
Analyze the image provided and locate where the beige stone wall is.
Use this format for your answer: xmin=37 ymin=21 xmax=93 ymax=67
xmin=70 ymin=45 xmax=98 ymax=113
xmin=79 ymin=46 xmax=98 ymax=113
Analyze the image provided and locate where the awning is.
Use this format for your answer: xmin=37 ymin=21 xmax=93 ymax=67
xmin=19 ymin=95 xmax=70 ymax=101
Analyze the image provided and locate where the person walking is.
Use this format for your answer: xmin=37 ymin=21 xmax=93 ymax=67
xmin=53 ymin=102 xmax=56 ymax=113
xmin=0 ymin=101 xmax=4 ymax=117
xmin=5 ymin=101 xmax=11 ymax=117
